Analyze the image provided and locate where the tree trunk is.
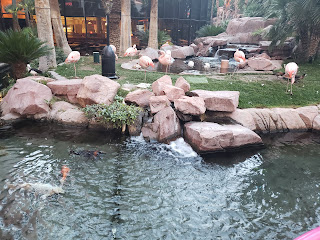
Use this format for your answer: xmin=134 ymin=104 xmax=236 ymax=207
xmin=210 ymin=0 xmax=214 ymax=24
xmin=25 ymin=10 xmax=31 ymax=27
xmin=12 ymin=62 xmax=27 ymax=79
xmin=308 ymin=28 xmax=320 ymax=62
xmin=298 ymin=28 xmax=310 ymax=62
xmin=120 ymin=0 xmax=132 ymax=55
xmin=216 ymin=0 xmax=219 ymax=24
xmin=234 ymin=0 xmax=239 ymax=16
xmin=50 ymin=0 xmax=72 ymax=55
xmin=35 ymin=0 xmax=56 ymax=71
xmin=148 ymin=0 xmax=158 ymax=49
xmin=12 ymin=12 xmax=21 ymax=31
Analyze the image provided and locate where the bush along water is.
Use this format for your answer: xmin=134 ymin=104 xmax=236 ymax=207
xmin=82 ymin=96 xmax=141 ymax=132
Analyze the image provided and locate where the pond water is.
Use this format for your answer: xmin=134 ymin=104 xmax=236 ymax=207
xmin=0 ymin=121 xmax=320 ymax=239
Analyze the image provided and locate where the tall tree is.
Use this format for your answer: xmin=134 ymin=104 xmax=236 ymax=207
xmin=120 ymin=0 xmax=131 ymax=55
xmin=4 ymin=1 xmax=21 ymax=31
xmin=50 ymin=0 xmax=72 ymax=55
xmin=35 ymin=0 xmax=56 ymax=71
xmin=148 ymin=0 xmax=158 ymax=49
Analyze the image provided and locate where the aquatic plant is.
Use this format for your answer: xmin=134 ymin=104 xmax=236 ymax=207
xmin=82 ymin=96 xmax=141 ymax=129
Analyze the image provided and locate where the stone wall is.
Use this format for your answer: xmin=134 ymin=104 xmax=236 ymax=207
xmin=110 ymin=1 xmax=121 ymax=54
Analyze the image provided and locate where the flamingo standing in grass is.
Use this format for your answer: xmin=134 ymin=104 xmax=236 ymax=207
xmin=285 ymin=62 xmax=298 ymax=95
xmin=124 ymin=44 xmax=138 ymax=60
xmin=65 ymin=51 xmax=81 ymax=77
xmin=159 ymin=50 xmax=174 ymax=73
xmin=139 ymin=56 xmax=154 ymax=81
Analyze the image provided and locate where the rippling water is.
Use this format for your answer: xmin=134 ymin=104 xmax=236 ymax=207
xmin=1 ymin=121 xmax=320 ymax=239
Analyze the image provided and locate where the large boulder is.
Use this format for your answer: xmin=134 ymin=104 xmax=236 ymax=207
xmin=142 ymin=106 xmax=181 ymax=142
xmin=175 ymin=76 xmax=190 ymax=93
xmin=149 ymin=95 xmax=171 ymax=114
xmin=171 ymin=46 xmax=195 ymax=59
xmin=49 ymin=101 xmax=88 ymax=126
xmin=210 ymin=107 xmax=314 ymax=133
xmin=191 ymin=90 xmax=239 ymax=112
xmin=139 ymin=47 xmax=159 ymax=60
xmin=174 ymin=96 xmax=206 ymax=116
xmin=1 ymin=78 xmax=52 ymax=118
xmin=151 ymin=75 xmax=172 ymax=96
xmin=163 ymin=85 xmax=185 ymax=102
xmin=76 ymin=74 xmax=120 ymax=107
xmin=247 ymin=57 xmax=282 ymax=71
xmin=226 ymin=17 xmax=273 ymax=35
xmin=125 ymin=89 xmax=155 ymax=107
xmin=47 ymin=79 xmax=82 ymax=104
xmin=184 ymin=122 xmax=263 ymax=153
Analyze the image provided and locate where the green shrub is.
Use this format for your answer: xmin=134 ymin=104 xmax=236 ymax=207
xmin=195 ymin=25 xmax=225 ymax=38
xmin=82 ymin=96 xmax=141 ymax=129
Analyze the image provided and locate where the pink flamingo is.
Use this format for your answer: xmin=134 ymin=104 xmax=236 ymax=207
xmin=234 ymin=49 xmax=246 ymax=63
xmin=65 ymin=51 xmax=81 ymax=77
xmin=139 ymin=56 xmax=154 ymax=81
xmin=285 ymin=62 xmax=298 ymax=95
xmin=110 ymin=44 xmax=118 ymax=61
xmin=124 ymin=44 xmax=138 ymax=60
xmin=158 ymin=50 xmax=174 ymax=73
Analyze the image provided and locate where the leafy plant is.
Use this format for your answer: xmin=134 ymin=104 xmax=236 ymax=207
xmin=82 ymin=96 xmax=141 ymax=129
xmin=136 ymin=30 xmax=171 ymax=48
xmin=0 ymin=28 xmax=51 ymax=79
xmin=195 ymin=25 xmax=225 ymax=38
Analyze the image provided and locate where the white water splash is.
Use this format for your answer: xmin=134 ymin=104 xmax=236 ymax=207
xmin=168 ymin=138 xmax=198 ymax=158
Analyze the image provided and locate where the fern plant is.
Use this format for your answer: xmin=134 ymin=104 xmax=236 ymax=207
xmin=195 ymin=25 xmax=225 ymax=38
xmin=0 ymin=28 xmax=51 ymax=79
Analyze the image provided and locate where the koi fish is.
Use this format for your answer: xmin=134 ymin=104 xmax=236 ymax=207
xmin=8 ymin=182 xmax=65 ymax=198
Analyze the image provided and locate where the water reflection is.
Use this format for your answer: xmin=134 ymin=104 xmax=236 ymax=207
xmin=0 ymin=122 xmax=320 ymax=239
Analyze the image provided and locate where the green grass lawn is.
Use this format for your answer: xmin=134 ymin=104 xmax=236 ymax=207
xmin=55 ymin=56 xmax=320 ymax=109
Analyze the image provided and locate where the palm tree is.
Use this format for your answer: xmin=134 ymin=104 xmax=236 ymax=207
xmin=120 ymin=0 xmax=132 ymax=55
xmin=35 ymin=0 xmax=56 ymax=71
xmin=0 ymin=29 xmax=51 ymax=79
xmin=267 ymin=0 xmax=320 ymax=62
xmin=4 ymin=1 xmax=22 ymax=31
xmin=50 ymin=0 xmax=72 ymax=55
xmin=148 ymin=0 xmax=158 ymax=49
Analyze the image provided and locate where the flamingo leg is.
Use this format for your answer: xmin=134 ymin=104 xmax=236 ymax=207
xmin=291 ymin=83 xmax=293 ymax=95
xmin=144 ymin=70 xmax=147 ymax=81
xmin=74 ymin=62 xmax=77 ymax=78
xmin=165 ymin=65 xmax=168 ymax=73
xmin=286 ymin=78 xmax=290 ymax=93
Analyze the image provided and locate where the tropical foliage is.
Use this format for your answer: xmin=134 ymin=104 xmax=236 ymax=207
xmin=195 ymin=24 xmax=225 ymax=37
xmin=0 ymin=28 xmax=51 ymax=79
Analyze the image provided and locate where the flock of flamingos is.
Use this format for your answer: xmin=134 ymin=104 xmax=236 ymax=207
xmin=64 ymin=43 xmax=299 ymax=95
